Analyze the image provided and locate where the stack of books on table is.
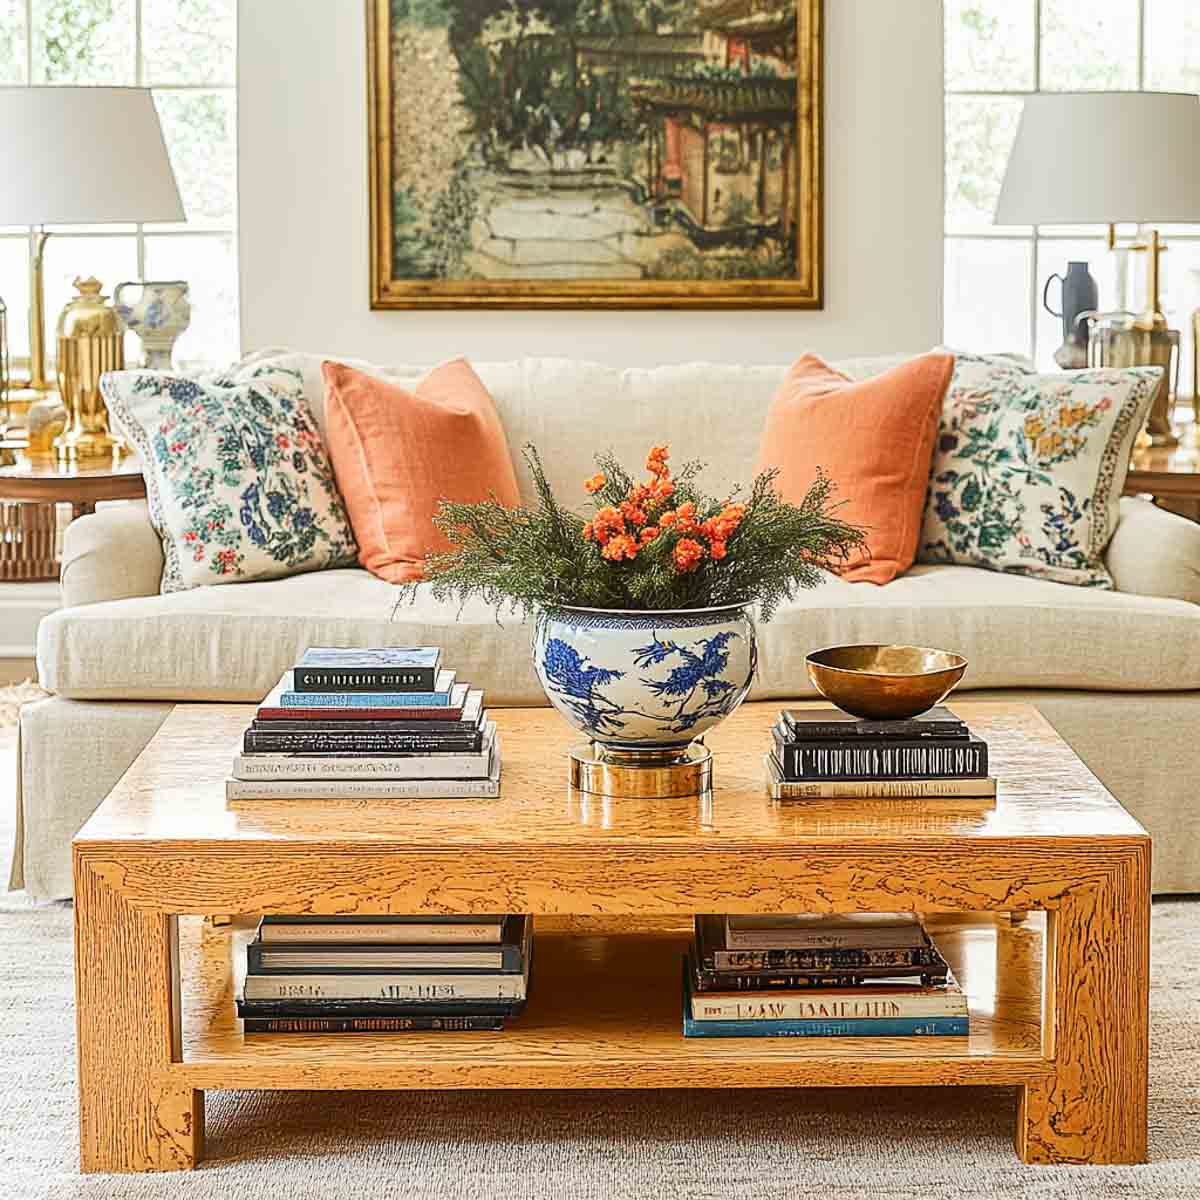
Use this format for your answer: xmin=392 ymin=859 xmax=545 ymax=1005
xmin=765 ymin=704 xmax=995 ymax=801
xmin=226 ymin=646 xmax=500 ymax=801
xmin=237 ymin=914 xmax=532 ymax=1034
xmin=684 ymin=914 xmax=968 ymax=1038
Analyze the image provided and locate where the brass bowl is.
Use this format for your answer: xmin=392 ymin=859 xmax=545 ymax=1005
xmin=805 ymin=644 xmax=968 ymax=721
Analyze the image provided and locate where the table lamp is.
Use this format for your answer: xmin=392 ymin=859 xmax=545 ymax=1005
xmin=0 ymin=87 xmax=184 ymax=458
xmin=995 ymin=91 xmax=1200 ymax=445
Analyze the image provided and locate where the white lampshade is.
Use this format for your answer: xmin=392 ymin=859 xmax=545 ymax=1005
xmin=0 ymin=86 xmax=184 ymax=225
xmin=995 ymin=92 xmax=1200 ymax=226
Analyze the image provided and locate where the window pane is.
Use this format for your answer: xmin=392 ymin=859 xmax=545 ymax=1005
xmin=151 ymin=90 xmax=237 ymax=230
xmin=32 ymin=0 xmax=135 ymax=84
xmin=1040 ymin=0 xmax=1138 ymax=91
xmin=141 ymin=0 xmax=235 ymax=86
xmin=945 ymin=0 xmax=1036 ymax=91
xmin=945 ymin=238 xmax=1033 ymax=357
xmin=1156 ymin=238 xmax=1200 ymax=401
xmin=0 ymin=0 xmax=28 ymax=83
xmin=1034 ymin=241 xmax=1115 ymax=370
xmin=41 ymin=235 xmax=139 ymax=363
xmin=1145 ymin=0 xmax=1200 ymax=91
xmin=143 ymin=234 xmax=239 ymax=369
xmin=945 ymin=97 xmax=1025 ymax=233
xmin=0 ymin=237 xmax=31 ymax=363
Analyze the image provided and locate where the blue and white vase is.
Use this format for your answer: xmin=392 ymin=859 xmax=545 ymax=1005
xmin=532 ymin=604 xmax=757 ymax=755
xmin=114 ymin=280 xmax=191 ymax=370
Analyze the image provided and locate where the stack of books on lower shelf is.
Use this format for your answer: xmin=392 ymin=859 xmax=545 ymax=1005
xmin=226 ymin=646 xmax=500 ymax=801
xmin=684 ymin=914 xmax=968 ymax=1038
xmin=237 ymin=914 xmax=531 ymax=1034
xmin=765 ymin=704 xmax=995 ymax=801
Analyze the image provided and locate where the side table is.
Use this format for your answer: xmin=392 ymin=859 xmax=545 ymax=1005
xmin=1124 ymin=438 xmax=1200 ymax=521
xmin=0 ymin=450 xmax=146 ymax=581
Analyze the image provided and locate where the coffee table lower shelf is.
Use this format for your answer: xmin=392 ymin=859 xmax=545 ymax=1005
xmin=175 ymin=915 xmax=1049 ymax=1092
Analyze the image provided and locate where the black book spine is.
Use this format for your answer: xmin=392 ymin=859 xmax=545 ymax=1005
xmin=691 ymin=964 xmax=949 ymax=991
xmin=293 ymin=667 xmax=438 ymax=693
xmin=701 ymin=945 xmax=944 ymax=971
xmin=775 ymin=736 xmax=987 ymax=781
xmin=781 ymin=715 xmax=967 ymax=741
xmin=242 ymin=1014 xmax=504 ymax=1033
xmin=243 ymin=732 xmax=483 ymax=754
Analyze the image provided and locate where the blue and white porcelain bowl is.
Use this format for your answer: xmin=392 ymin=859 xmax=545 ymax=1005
xmin=532 ymin=604 xmax=757 ymax=754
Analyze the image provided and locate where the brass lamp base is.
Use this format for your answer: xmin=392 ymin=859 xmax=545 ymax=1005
xmin=54 ymin=428 xmax=124 ymax=464
xmin=568 ymin=741 xmax=713 ymax=799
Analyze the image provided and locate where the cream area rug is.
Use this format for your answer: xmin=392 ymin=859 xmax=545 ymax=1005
xmin=1 ymin=729 xmax=1197 ymax=1197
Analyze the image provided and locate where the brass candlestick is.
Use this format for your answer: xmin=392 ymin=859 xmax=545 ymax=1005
xmin=53 ymin=277 xmax=126 ymax=464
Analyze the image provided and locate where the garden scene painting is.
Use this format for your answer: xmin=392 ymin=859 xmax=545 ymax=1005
xmin=369 ymin=0 xmax=821 ymax=307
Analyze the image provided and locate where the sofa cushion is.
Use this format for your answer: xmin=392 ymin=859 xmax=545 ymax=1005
xmin=38 ymin=563 xmax=1200 ymax=703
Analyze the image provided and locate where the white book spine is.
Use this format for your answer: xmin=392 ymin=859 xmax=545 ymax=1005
xmin=227 ymin=776 xmax=500 ymax=800
xmin=691 ymin=992 xmax=966 ymax=1021
xmin=243 ymin=974 xmax=526 ymax=1001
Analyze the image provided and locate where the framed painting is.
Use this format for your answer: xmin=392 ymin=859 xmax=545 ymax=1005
xmin=367 ymin=0 xmax=823 ymax=309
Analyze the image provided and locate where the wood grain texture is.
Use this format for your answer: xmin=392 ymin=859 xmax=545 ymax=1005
xmin=174 ymin=915 xmax=1046 ymax=1091
xmin=74 ymin=858 xmax=203 ymax=1173
xmin=1016 ymin=845 xmax=1151 ymax=1165
xmin=71 ymin=700 xmax=1150 ymax=1170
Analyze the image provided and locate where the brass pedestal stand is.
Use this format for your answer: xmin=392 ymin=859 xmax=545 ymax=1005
xmin=568 ymin=742 xmax=713 ymax=799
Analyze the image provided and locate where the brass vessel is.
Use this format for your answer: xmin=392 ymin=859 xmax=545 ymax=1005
xmin=54 ymin=277 xmax=125 ymax=463
xmin=805 ymin=644 xmax=968 ymax=721
xmin=568 ymin=741 xmax=713 ymax=800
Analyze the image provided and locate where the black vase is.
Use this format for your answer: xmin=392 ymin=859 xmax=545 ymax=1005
xmin=1044 ymin=261 xmax=1099 ymax=347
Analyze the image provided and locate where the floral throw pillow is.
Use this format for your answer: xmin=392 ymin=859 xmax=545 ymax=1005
xmin=102 ymin=362 xmax=357 ymax=593
xmin=919 ymin=353 xmax=1161 ymax=587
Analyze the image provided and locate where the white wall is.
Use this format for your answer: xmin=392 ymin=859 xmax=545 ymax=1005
xmin=238 ymin=0 xmax=944 ymax=367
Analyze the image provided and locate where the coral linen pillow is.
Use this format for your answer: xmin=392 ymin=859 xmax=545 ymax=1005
xmin=755 ymin=353 xmax=955 ymax=584
xmin=322 ymin=358 xmax=521 ymax=583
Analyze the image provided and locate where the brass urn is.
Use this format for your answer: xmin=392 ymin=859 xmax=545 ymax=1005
xmin=54 ymin=276 xmax=126 ymax=463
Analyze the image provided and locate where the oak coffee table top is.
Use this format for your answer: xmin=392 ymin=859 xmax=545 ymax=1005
xmin=72 ymin=700 xmax=1150 ymax=1174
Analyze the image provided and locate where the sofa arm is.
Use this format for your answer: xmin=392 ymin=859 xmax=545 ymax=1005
xmin=60 ymin=501 xmax=163 ymax=607
xmin=1105 ymin=497 xmax=1200 ymax=604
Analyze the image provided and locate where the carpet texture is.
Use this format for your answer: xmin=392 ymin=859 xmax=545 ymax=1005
xmin=2 ymin=727 xmax=1198 ymax=1198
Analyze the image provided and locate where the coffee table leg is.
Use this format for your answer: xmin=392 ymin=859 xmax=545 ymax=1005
xmin=74 ymin=858 xmax=203 ymax=1172
xmin=1015 ymin=849 xmax=1150 ymax=1164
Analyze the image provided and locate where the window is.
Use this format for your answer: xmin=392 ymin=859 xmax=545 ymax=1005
xmin=945 ymin=0 xmax=1200 ymax=392
xmin=0 ymin=0 xmax=238 ymax=371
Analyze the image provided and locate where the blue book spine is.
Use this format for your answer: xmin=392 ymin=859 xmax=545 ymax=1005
xmin=280 ymin=690 xmax=452 ymax=709
xmin=683 ymin=1015 xmax=969 ymax=1038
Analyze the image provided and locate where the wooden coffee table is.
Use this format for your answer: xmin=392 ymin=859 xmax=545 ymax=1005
xmin=72 ymin=701 xmax=1150 ymax=1173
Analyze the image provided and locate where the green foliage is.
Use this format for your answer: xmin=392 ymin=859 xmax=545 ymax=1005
xmin=392 ymin=187 xmax=437 ymax=278
xmin=393 ymin=0 xmax=450 ymax=26
xmin=407 ymin=445 xmax=865 ymax=621
xmin=39 ymin=0 xmax=120 ymax=82
xmin=646 ymin=245 xmax=795 ymax=281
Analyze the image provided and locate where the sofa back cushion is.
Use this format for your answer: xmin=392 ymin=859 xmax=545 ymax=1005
xmin=237 ymin=349 xmax=914 ymax=507
xmin=757 ymin=352 xmax=954 ymax=584
xmin=322 ymin=358 xmax=521 ymax=583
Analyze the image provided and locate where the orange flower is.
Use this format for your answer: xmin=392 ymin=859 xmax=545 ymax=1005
xmin=591 ymin=506 xmax=625 ymax=544
xmin=646 ymin=445 xmax=670 ymax=478
xmin=628 ymin=483 xmax=651 ymax=506
xmin=601 ymin=534 xmax=639 ymax=562
xmin=659 ymin=509 xmax=678 ymax=528
xmin=584 ymin=472 xmax=607 ymax=494
xmin=673 ymin=501 xmax=699 ymax=534
xmin=673 ymin=537 xmax=706 ymax=573
xmin=620 ymin=500 xmax=648 ymax=526
xmin=649 ymin=476 xmax=674 ymax=503
xmin=582 ymin=521 xmax=595 ymax=542
xmin=640 ymin=526 xmax=660 ymax=543
xmin=709 ymin=540 xmax=727 ymax=560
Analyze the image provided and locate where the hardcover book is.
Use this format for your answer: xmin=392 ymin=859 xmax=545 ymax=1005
xmin=236 ymin=997 xmax=526 ymax=1019
xmin=226 ymin=744 xmax=501 ymax=801
xmin=294 ymin=646 xmax=441 ymax=692
xmin=687 ymin=944 xmax=949 ymax=992
xmin=260 ymin=914 xmax=506 ymax=945
xmin=772 ymin=727 xmax=988 ymax=781
xmin=247 ymin=914 xmax=526 ymax=973
xmin=243 ymin=730 xmax=485 ymax=756
xmin=280 ymin=670 xmax=456 ymax=709
xmin=780 ymin=704 xmax=968 ymax=741
xmin=764 ymin=755 xmax=997 ymax=802
xmin=681 ymin=962 xmax=967 ymax=1038
xmin=693 ymin=915 xmax=944 ymax=973
xmin=233 ymin=725 xmax=496 ymax=781
xmin=256 ymin=676 xmax=469 ymax=722
xmin=723 ymin=912 xmax=928 ymax=952
xmin=242 ymin=1014 xmax=505 ymax=1034
xmin=251 ymin=690 xmax=485 ymax=734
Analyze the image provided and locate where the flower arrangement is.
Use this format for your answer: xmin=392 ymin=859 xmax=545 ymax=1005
xmin=417 ymin=444 xmax=865 ymax=619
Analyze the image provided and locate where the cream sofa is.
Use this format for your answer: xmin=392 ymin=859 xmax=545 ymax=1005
xmin=11 ymin=351 xmax=1200 ymax=900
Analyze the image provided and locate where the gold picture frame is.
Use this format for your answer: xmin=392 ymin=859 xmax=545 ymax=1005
xmin=367 ymin=0 xmax=823 ymax=310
